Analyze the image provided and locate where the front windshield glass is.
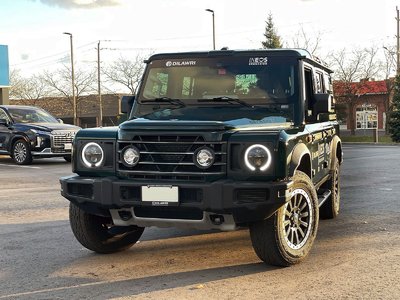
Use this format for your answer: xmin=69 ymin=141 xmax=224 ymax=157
xmin=8 ymin=107 xmax=58 ymax=124
xmin=134 ymin=55 xmax=299 ymax=124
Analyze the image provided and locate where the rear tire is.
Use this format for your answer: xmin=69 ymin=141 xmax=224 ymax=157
xmin=69 ymin=203 xmax=144 ymax=254
xmin=320 ymin=158 xmax=340 ymax=219
xmin=249 ymin=171 xmax=319 ymax=267
xmin=12 ymin=140 xmax=32 ymax=165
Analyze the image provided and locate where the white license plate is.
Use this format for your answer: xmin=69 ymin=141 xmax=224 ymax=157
xmin=141 ymin=186 xmax=178 ymax=203
xmin=64 ymin=143 xmax=72 ymax=150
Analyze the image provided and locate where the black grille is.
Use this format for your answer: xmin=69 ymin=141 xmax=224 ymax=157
xmin=117 ymin=135 xmax=226 ymax=181
xmin=235 ymin=189 xmax=269 ymax=204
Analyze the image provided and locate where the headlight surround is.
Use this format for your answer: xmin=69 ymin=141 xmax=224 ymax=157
xmin=194 ymin=147 xmax=215 ymax=169
xmin=81 ymin=142 xmax=104 ymax=168
xmin=244 ymin=144 xmax=272 ymax=171
xmin=121 ymin=146 xmax=140 ymax=167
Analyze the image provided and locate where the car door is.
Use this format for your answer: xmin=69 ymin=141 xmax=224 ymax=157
xmin=0 ymin=108 xmax=12 ymax=153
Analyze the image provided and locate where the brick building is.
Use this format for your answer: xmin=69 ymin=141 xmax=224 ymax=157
xmin=11 ymin=94 xmax=127 ymax=128
xmin=333 ymin=79 xmax=391 ymax=135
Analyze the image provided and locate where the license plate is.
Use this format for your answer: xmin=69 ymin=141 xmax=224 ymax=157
xmin=141 ymin=186 xmax=178 ymax=203
xmin=64 ymin=143 xmax=72 ymax=150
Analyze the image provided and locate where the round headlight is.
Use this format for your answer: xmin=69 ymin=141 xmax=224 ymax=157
xmin=194 ymin=147 xmax=215 ymax=169
xmin=82 ymin=142 xmax=104 ymax=168
xmin=122 ymin=146 xmax=140 ymax=167
xmin=244 ymin=144 xmax=271 ymax=171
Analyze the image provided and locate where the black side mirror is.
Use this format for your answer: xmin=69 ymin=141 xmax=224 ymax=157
xmin=121 ymin=96 xmax=135 ymax=114
xmin=0 ymin=118 xmax=9 ymax=127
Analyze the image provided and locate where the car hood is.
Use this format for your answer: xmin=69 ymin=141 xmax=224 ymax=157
xmin=15 ymin=122 xmax=81 ymax=132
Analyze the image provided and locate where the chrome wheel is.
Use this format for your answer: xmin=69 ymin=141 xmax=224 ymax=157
xmin=13 ymin=142 xmax=27 ymax=163
xmin=333 ymin=165 xmax=340 ymax=212
xmin=283 ymin=188 xmax=313 ymax=250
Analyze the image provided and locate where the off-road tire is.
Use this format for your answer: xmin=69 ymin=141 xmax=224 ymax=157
xmin=320 ymin=158 xmax=340 ymax=219
xmin=249 ymin=170 xmax=319 ymax=267
xmin=12 ymin=139 xmax=32 ymax=165
xmin=69 ymin=203 xmax=144 ymax=254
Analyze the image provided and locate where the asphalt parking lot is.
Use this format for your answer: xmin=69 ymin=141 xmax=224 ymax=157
xmin=0 ymin=144 xmax=399 ymax=299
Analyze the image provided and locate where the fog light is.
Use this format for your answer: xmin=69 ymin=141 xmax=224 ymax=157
xmin=122 ymin=146 xmax=140 ymax=167
xmin=194 ymin=147 xmax=215 ymax=169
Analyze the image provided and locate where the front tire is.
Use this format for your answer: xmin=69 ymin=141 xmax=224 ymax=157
xmin=249 ymin=171 xmax=319 ymax=267
xmin=12 ymin=140 xmax=32 ymax=165
xmin=63 ymin=155 xmax=72 ymax=163
xmin=69 ymin=203 xmax=144 ymax=254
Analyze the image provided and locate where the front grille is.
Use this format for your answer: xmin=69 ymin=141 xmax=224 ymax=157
xmin=51 ymin=130 xmax=76 ymax=153
xmin=117 ymin=135 xmax=226 ymax=181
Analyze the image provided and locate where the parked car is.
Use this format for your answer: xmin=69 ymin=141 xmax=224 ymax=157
xmin=0 ymin=105 xmax=80 ymax=164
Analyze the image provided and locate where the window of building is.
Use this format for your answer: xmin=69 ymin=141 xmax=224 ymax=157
xmin=356 ymin=105 xmax=378 ymax=129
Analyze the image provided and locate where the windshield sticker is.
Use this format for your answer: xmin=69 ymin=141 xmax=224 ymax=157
xmin=249 ymin=57 xmax=268 ymax=66
xmin=166 ymin=61 xmax=196 ymax=67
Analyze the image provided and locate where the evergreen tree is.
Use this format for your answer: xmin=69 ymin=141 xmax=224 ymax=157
xmin=388 ymin=75 xmax=400 ymax=142
xmin=261 ymin=13 xmax=283 ymax=49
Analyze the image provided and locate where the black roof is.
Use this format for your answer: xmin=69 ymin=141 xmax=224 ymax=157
xmin=147 ymin=48 xmax=332 ymax=73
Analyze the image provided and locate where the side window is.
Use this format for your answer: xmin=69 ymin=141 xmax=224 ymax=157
xmin=304 ymin=68 xmax=314 ymax=115
xmin=0 ymin=109 xmax=9 ymax=121
xmin=315 ymin=72 xmax=325 ymax=94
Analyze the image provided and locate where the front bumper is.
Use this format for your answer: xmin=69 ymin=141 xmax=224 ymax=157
xmin=60 ymin=175 xmax=293 ymax=230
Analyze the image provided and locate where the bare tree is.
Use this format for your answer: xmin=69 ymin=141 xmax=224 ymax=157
xmin=9 ymin=69 xmax=51 ymax=105
xmin=42 ymin=64 xmax=96 ymax=116
xmin=329 ymin=46 xmax=383 ymax=135
xmin=102 ymin=55 xmax=146 ymax=95
xmin=290 ymin=26 xmax=322 ymax=55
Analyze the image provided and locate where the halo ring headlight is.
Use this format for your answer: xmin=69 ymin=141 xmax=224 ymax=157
xmin=244 ymin=144 xmax=271 ymax=171
xmin=82 ymin=142 xmax=104 ymax=168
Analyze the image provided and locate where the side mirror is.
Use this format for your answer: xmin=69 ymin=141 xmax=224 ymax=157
xmin=0 ymin=118 xmax=9 ymax=127
xmin=121 ymin=96 xmax=135 ymax=114
xmin=57 ymin=118 xmax=64 ymax=124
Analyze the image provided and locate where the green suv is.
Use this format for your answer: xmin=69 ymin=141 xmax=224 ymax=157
xmin=60 ymin=49 xmax=342 ymax=267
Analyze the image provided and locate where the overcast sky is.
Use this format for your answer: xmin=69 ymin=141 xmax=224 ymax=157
xmin=0 ymin=0 xmax=398 ymax=76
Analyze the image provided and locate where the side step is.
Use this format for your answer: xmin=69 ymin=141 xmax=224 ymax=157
xmin=318 ymin=189 xmax=332 ymax=207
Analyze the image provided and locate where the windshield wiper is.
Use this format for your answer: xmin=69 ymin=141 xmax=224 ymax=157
xmin=141 ymin=97 xmax=185 ymax=107
xmin=198 ymin=96 xmax=252 ymax=107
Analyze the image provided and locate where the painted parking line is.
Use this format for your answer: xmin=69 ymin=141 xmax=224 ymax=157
xmin=0 ymin=163 xmax=41 ymax=169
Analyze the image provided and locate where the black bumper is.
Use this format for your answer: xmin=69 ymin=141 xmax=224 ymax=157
xmin=60 ymin=175 xmax=293 ymax=225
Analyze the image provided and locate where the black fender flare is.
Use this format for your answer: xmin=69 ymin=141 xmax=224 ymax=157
xmin=288 ymin=143 xmax=312 ymax=179
xmin=329 ymin=135 xmax=343 ymax=170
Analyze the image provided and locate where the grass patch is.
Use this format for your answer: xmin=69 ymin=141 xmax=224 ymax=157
xmin=341 ymin=135 xmax=396 ymax=144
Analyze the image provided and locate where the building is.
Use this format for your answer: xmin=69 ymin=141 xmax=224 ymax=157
xmin=333 ymin=79 xmax=391 ymax=135
xmin=11 ymin=94 xmax=127 ymax=128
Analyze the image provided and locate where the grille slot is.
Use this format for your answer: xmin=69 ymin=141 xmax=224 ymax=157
xmin=117 ymin=135 xmax=226 ymax=181
xmin=235 ymin=189 xmax=270 ymax=204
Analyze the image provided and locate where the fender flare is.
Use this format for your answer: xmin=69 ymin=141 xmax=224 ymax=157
xmin=329 ymin=135 xmax=343 ymax=170
xmin=288 ymin=143 xmax=312 ymax=179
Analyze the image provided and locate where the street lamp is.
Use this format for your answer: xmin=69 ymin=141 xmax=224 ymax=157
xmin=205 ymin=9 xmax=215 ymax=50
xmin=63 ymin=32 xmax=77 ymax=125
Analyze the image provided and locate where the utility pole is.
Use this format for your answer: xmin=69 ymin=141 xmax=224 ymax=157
xmin=205 ymin=9 xmax=216 ymax=50
xmin=397 ymin=6 xmax=400 ymax=75
xmin=63 ymin=32 xmax=77 ymax=125
xmin=97 ymin=41 xmax=103 ymax=127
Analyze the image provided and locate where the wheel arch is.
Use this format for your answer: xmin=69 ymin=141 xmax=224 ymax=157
xmin=330 ymin=135 xmax=343 ymax=169
xmin=288 ymin=143 xmax=312 ymax=179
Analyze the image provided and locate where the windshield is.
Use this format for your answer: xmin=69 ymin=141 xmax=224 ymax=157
xmin=8 ymin=107 xmax=58 ymax=124
xmin=134 ymin=55 xmax=299 ymax=123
